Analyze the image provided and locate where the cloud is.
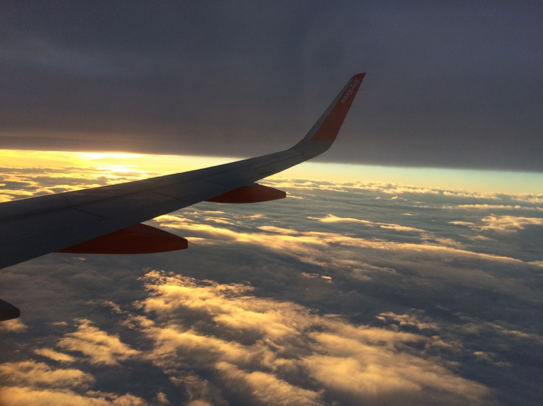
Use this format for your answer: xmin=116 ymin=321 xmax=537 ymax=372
xmin=34 ymin=348 xmax=76 ymax=363
xmin=0 ymin=361 xmax=92 ymax=389
xmin=57 ymin=319 xmax=140 ymax=365
xmin=148 ymin=206 xmax=543 ymax=322
xmin=375 ymin=312 xmax=439 ymax=333
xmin=0 ymin=326 xmax=156 ymax=405
xmin=1 ymin=166 xmax=542 ymax=405
xmin=0 ymin=386 xmax=147 ymax=406
xmin=215 ymin=362 xmax=323 ymax=406
xmin=450 ymin=215 xmax=543 ymax=233
xmin=458 ymin=319 xmax=543 ymax=347
xmin=479 ymin=215 xmax=543 ymax=232
xmin=0 ymin=319 xmax=27 ymax=333
xmin=447 ymin=204 xmax=543 ymax=212
xmin=472 ymin=351 xmax=511 ymax=367
xmin=0 ymin=162 xmax=152 ymax=203
xmin=303 ymin=350 xmax=488 ymax=406
xmin=130 ymin=271 xmax=493 ymax=405
xmin=310 ymin=214 xmax=427 ymax=233
xmin=157 ymin=214 xmax=538 ymax=272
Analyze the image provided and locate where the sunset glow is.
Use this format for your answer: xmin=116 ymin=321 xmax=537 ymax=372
xmin=2 ymin=2 xmax=542 ymax=404
xmin=2 ymin=149 xmax=542 ymax=196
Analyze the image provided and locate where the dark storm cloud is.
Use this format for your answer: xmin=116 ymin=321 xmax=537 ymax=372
xmin=1 ymin=2 xmax=542 ymax=171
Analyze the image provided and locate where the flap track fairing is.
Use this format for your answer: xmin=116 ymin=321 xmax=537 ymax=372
xmin=206 ymin=184 xmax=286 ymax=203
xmin=56 ymin=224 xmax=188 ymax=254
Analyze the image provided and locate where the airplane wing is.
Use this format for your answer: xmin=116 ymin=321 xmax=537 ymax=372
xmin=0 ymin=73 xmax=365 ymax=321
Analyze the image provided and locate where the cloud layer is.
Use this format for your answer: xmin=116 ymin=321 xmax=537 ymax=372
xmin=1 ymin=166 xmax=543 ymax=405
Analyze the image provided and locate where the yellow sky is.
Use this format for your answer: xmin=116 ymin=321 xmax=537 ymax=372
xmin=1 ymin=149 xmax=542 ymax=195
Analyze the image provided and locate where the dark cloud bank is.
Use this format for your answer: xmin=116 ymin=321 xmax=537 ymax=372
xmin=1 ymin=2 xmax=542 ymax=171
xmin=1 ymin=166 xmax=543 ymax=405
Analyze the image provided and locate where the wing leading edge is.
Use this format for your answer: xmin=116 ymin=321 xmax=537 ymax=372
xmin=0 ymin=73 xmax=365 ymax=321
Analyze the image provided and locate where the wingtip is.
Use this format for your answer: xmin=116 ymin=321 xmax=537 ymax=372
xmin=305 ymin=73 xmax=365 ymax=142
xmin=352 ymin=72 xmax=366 ymax=81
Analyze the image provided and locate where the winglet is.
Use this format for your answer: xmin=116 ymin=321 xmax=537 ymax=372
xmin=304 ymin=73 xmax=365 ymax=142
xmin=292 ymin=73 xmax=365 ymax=159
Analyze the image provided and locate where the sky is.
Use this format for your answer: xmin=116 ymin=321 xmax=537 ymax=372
xmin=1 ymin=2 xmax=543 ymax=406
xmin=1 ymin=1 xmax=542 ymax=171
xmin=0 ymin=157 xmax=542 ymax=405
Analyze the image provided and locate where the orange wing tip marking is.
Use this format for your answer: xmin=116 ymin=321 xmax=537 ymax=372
xmin=206 ymin=184 xmax=286 ymax=203
xmin=311 ymin=72 xmax=366 ymax=141
xmin=56 ymin=224 xmax=188 ymax=254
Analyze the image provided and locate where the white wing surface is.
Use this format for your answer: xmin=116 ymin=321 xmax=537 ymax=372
xmin=0 ymin=73 xmax=365 ymax=320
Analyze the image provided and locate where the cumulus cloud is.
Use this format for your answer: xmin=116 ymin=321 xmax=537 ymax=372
xmin=0 ymin=386 xmax=147 ymax=406
xmin=0 ymin=361 xmax=93 ymax=389
xmin=0 ymin=319 xmax=27 ymax=333
xmin=127 ymin=271 xmax=492 ymax=405
xmin=57 ymin=319 xmax=140 ymax=365
xmin=216 ymin=362 xmax=323 ymax=406
xmin=0 ymin=327 xmax=156 ymax=405
xmin=303 ymin=346 xmax=488 ymax=406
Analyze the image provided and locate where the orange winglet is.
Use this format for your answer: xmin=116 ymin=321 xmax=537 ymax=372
xmin=206 ymin=184 xmax=286 ymax=203
xmin=311 ymin=73 xmax=365 ymax=141
xmin=56 ymin=224 xmax=188 ymax=254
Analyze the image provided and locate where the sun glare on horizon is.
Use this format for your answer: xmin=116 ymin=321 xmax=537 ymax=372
xmin=1 ymin=149 xmax=542 ymax=196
